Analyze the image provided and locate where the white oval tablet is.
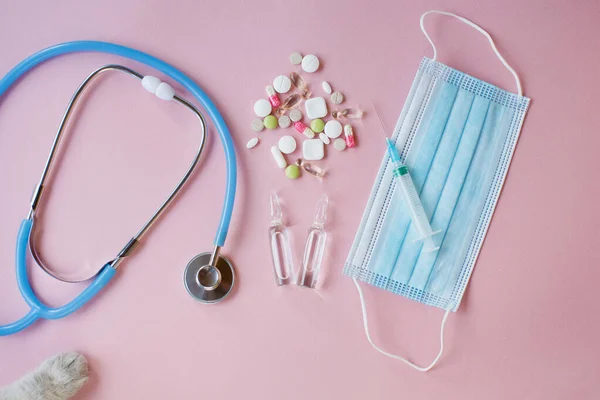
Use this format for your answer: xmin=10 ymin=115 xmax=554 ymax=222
xmin=321 ymin=81 xmax=332 ymax=94
xmin=278 ymin=135 xmax=297 ymax=154
xmin=334 ymin=138 xmax=347 ymax=151
xmin=302 ymin=54 xmax=320 ymax=73
xmin=246 ymin=137 xmax=259 ymax=149
xmin=271 ymin=146 xmax=287 ymax=168
xmin=319 ymin=132 xmax=330 ymax=144
xmin=273 ymin=75 xmax=292 ymax=94
xmin=290 ymin=52 xmax=303 ymax=65
xmin=324 ymin=120 xmax=343 ymax=138
xmin=254 ymin=99 xmax=272 ymax=117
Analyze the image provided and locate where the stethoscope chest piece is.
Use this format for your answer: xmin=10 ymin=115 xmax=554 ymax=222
xmin=184 ymin=252 xmax=235 ymax=304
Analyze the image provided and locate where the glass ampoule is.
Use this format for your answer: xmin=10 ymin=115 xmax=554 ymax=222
xmin=268 ymin=193 xmax=295 ymax=286
xmin=299 ymin=195 xmax=329 ymax=288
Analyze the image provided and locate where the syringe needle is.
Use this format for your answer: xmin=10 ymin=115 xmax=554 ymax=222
xmin=371 ymin=100 xmax=390 ymax=139
xmin=372 ymin=100 xmax=402 ymax=163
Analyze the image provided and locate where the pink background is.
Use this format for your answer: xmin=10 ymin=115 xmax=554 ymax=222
xmin=1 ymin=1 xmax=599 ymax=398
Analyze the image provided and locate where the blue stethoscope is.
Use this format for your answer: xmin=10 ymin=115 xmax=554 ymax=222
xmin=0 ymin=41 xmax=237 ymax=336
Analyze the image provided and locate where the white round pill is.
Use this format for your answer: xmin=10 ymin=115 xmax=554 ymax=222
xmin=319 ymin=132 xmax=330 ymax=145
xmin=334 ymin=138 xmax=347 ymax=151
xmin=278 ymin=135 xmax=297 ymax=154
xmin=254 ymin=99 xmax=272 ymax=117
xmin=289 ymin=109 xmax=303 ymax=122
xmin=331 ymin=91 xmax=344 ymax=105
xmin=246 ymin=137 xmax=259 ymax=149
xmin=273 ymin=75 xmax=292 ymax=94
xmin=302 ymin=54 xmax=320 ymax=73
xmin=290 ymin=52 xmax=303 ymax=65
xmin=324 ymin=120 xmax=343 ymax=138
xmin=278 ymin=115 xmax=291 ymax=128
xmin=321 ymin=81 xmax=332 ymax=94
xmin=252 ymin=119 xmax=264 ymax=132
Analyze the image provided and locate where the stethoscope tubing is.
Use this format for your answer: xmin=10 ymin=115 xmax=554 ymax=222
xmin=0 ymin=41 xmax=237 ymax=335
xmin=0 ymin=41 xmax=236 ymax=246
xmin=0 ymin=219 xmax=117 ymax=336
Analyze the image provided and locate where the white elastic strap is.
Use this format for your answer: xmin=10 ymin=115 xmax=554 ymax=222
xmin=420 ymin=10 xmax=523 ymax=96
xmin=353 ymin=278 xmax=452 ymax=372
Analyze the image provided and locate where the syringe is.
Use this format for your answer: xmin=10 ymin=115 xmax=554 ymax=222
xmin=373 ymin=102 xmax=441 ymax=252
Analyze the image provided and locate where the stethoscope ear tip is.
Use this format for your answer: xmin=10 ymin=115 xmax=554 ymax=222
xmin=184 ymin=252 xmax=235 ymax=304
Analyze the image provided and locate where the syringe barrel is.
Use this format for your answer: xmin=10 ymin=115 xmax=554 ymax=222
xmin=393 ymin=164 xmax=436 ymax=242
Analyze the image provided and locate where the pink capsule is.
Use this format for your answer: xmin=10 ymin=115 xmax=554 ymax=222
xmin=266 ymin=85 xmax=281 ymax=108
xmin=344 ymin=124 xmax=356 ymax=148
xmin=294 ymin=121 xmax=315 ymax=138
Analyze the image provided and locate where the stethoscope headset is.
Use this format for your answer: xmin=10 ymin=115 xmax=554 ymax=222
xmin=0 ymin=41 xmax=237 ymax=336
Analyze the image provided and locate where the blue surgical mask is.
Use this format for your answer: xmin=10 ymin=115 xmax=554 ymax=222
xmin=344 ymin=10 xmax=530 ymax=371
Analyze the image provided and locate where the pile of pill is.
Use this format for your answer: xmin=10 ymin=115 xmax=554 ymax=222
xmin=247 ymin=52 xmax=361 ymax=180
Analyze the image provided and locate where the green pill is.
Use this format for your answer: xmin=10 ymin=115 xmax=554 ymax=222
xmin=285 ymin=164 xmax=301 ymax=180
xmin=310 ymin=118 xmax=325 ymax=133
xmin=263 ymin=115 xmax=278 ymax=130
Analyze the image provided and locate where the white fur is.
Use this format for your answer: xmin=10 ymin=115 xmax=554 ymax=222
xmin=0 ymin=352 xmax=88 ymax=400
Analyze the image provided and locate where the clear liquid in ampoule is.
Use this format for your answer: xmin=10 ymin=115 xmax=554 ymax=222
xmin=299 ymin=195 xmax=329 ymax=288
xmin=268 ymin=193 xmax=295 ymax=285
xmin=269 ymin=224 xmax=294 ymax=286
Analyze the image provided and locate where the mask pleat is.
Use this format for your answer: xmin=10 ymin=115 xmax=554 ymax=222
xmin=422 ymin=103 xmax=509 ymax=299
xmin=439 ymin=105 xmax=516 ymax=302
xmin=348 ymin=67 xmax=435 ymax=282
xmin=366 ymin=80 xmax=458 ymax=284
xmin=411 ymin=96 xmax=492 ymax=292
xmin=389 ymin=87 xmax=474 ymax=287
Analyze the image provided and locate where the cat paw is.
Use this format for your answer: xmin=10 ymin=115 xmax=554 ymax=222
xmin=37 ymin=352 xmax=89 ymax=399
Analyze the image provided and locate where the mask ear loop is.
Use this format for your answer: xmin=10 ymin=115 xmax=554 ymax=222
xmin=353 ymin=278 xmax=452 ymax=372
xmin=420 ymin=10 xmax=523 ymax=96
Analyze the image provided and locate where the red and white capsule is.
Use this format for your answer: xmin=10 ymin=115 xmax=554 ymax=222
xmin=344 ymin=124 xmax=356 ymax=148
xmin=294 ymin=121 xmax=315 ymax=138
xmin=266 ymin=85 xmax=281 ymax=108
